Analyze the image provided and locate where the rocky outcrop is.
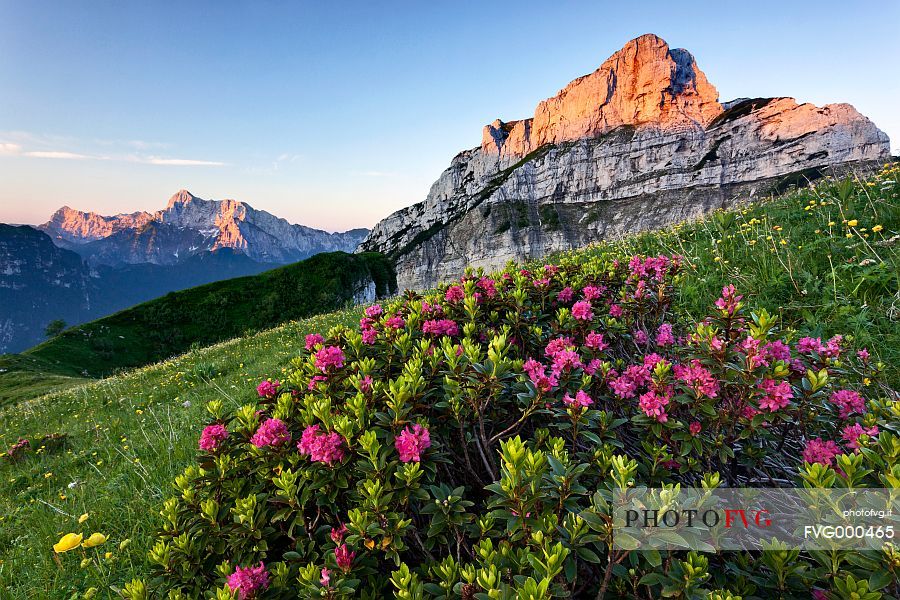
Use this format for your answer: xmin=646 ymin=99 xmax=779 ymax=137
xmin=40 ymin=190 xmax=369 ymax=266
xmin=359 ymin=34 xmax=891 ymax=290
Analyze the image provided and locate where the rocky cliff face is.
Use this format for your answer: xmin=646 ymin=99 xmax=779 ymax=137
xmin=359 ymin=34 xmax=891 ymax=290
xmin=40 ymin=190 xmax=369 ymax=266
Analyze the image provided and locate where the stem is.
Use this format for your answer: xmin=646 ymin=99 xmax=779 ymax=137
xmin=477 ymin=412 xmax=498 ymax=479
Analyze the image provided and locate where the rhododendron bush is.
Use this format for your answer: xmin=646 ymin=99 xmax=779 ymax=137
xmin=136 ymin=255 xmax=898 ymax=599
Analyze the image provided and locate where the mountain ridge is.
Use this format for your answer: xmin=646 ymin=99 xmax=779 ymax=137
xmin=39 ymin=190 xmax=367 ymax=266
xmin=358 ymin=33 xmax=891 ymax=289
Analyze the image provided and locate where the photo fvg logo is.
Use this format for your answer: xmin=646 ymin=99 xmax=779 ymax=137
xmin=614 ymin=488 xmax=898 ymax=550
xmin=624 ymin=508 xmax=772 ymax=529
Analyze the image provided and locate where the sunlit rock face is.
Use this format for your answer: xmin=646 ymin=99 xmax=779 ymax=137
xmin=359 ymin=34 xmax=890 ymax=290
xmin=40 ymin=190 xmax=369 ymax=266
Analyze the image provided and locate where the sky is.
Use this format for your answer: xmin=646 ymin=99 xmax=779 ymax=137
xmin=1 ymin=1 xmax=897 ymax=232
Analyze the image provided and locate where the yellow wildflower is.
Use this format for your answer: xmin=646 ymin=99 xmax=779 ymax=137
xmin=83 ymin=533 xmax=107 ymax=548
xmin=848 ymin=220 xmax=858 ymax=227
xmin=872 ymin=224 xmax=883 ymax=232
xmin=53 ymin=533 xmax=83 ymax=553
xmin=78 ymin=513 xmax=89 ymax=523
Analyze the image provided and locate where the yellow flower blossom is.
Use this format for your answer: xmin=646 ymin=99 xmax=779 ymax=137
xmin=53 ymin=533 xmax=83 ymax=553
xmin=848 ymin=219 xmax=858 ymax=227
xmin=78 ymin=513 xmax=89 ymax=523
xmin=83 ymin=533 xmax=107 ymax=548
xmin=872 ymin=224 xmax=883 ymax=232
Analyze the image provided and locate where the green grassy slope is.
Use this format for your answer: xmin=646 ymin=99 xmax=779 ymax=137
xmin=0 ymin=354 xmax=89 ymax=406
xmin=0 ymin=166 xmax=895 ymax=597
xmin=0 ymin=251 xmax=394 ymax=405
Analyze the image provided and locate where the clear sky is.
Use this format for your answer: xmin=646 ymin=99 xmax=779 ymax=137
xmin=1 ymin=1 xmax=897 ymax=232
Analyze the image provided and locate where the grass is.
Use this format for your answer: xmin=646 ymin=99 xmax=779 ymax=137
xmin=0 ymin=252 xmax=394 ymax=405
xmin=0 ymin=165 xmax=896 ymax=597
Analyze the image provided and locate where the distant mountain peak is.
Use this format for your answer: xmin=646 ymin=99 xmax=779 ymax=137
xmin=38 ymin=191 xmax=369 ymax=266
xmin=166 ymin=189 xmax=198 ymax=208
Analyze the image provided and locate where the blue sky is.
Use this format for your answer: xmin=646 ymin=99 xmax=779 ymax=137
xmin=1 ymin=1 xmax=897 ymax=231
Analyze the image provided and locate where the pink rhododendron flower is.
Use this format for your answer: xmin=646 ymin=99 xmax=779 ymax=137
xmin=445 ymin=285 xmax=465 ymax=302
xmin=811 ymin=590 xmax=828 ymax=600
xmin=256 ymin=380 xmax=280 ymax=398
xmin=582 ymin=285 xmax=603 ymax=301
xmin=797 ymin=336 xmax=825 ymax=354
xmin=315 ymin=346 xmax=345 ymax=372
xmin=584 ymin=358 xmax=601 ymax=376
xmin=395 ymin=424 xmax=431 ymax=463
xmin=557 ymin=286 xmax=574 ymax=303
xmin=477 ymin=277 xmax=497 ymax=298
xmin=563 ymin=390 xmax=593 ymax=408
xmin=524 ymin=358 xmax=559 ymax=393
xmin=609 ymin=304 xmax=623 ymax=318
xmin=831 ymin=389 xmax=865 ymax=419
xmin=633 ymin=330 xmax=648 ymax=345
xmin=639 ymin=389 xmax=670 ymax=422
xmin=334 ymin=544 xmax=356 ymax=572
xmin=250 ymin=418 xmax=291 ymax=448
xmin=610 ymin=374 xmax=638 ymax=399
xmin=545 ymin=337 xmax=575 ymax=358
xmin=365 ymin=304 xmax=383 ymax=318
xmin=330 ymin=523 xmax=348 ymax=544
xmin=857 ymin=348 xmax=870 ymax=362
xmin=422 ymin=319 xmax=459 ymax=337
xmin=532 ymin=278 xmax=550 ymax=288
xmin=758 ymin=378 xmax=793 ymax=412
xmin=674 ymin=360 xmax=719 ymax=398
xmin=802 ymin=438 xmax=840 ymax=466
xmin=842 ymin=423 xmax=879 ymax=451
xmin=584 ymin=331 xmax=608 ymax=351
xmin=689 ymin=421 xmax=702 ymax=436
xmin=308 ymin=374 xmax=327 ymax=390
xmin=551 ymin=349 xmax=583 ymax=375
xmin=714 ymin=284 xmax=743 ymax=316
xmin=572 ymin=300 xmax=593 ymax=321
xmin=320 ymin=568 xmax=331 ymax=587
xmin=361 ymin=328 xmax=378 ymax=345
xmin=741 ymin=337 xmax=768 ymax=369
xmin=823 ymin=335 xmax=843 ymax=359
xmin=305 ymin=333 xmax=325 ymax=351
xmin=421 ymin=301 xmax=443 ymax=315
xmin=298 ymin=425 xmax=345 ymax=465
xmin=226 ymin=562 xmax=269 ymax=599
xmin=643 ymin=353 xmax=667 ymax=370
xmin=629 ymin=255 xmax=675 ymax=282
xmin=199 ymin=424 xmax=228 ymax=451
xmin=384 ymin=315 xmax=405 ymax=329
xmin=655 ymin=323 xmax=675 ymax=347
xmin=359 ymin=375 xmax=373 ymax=394
xmin=763 ymin=340 xmax=791 ymax=362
